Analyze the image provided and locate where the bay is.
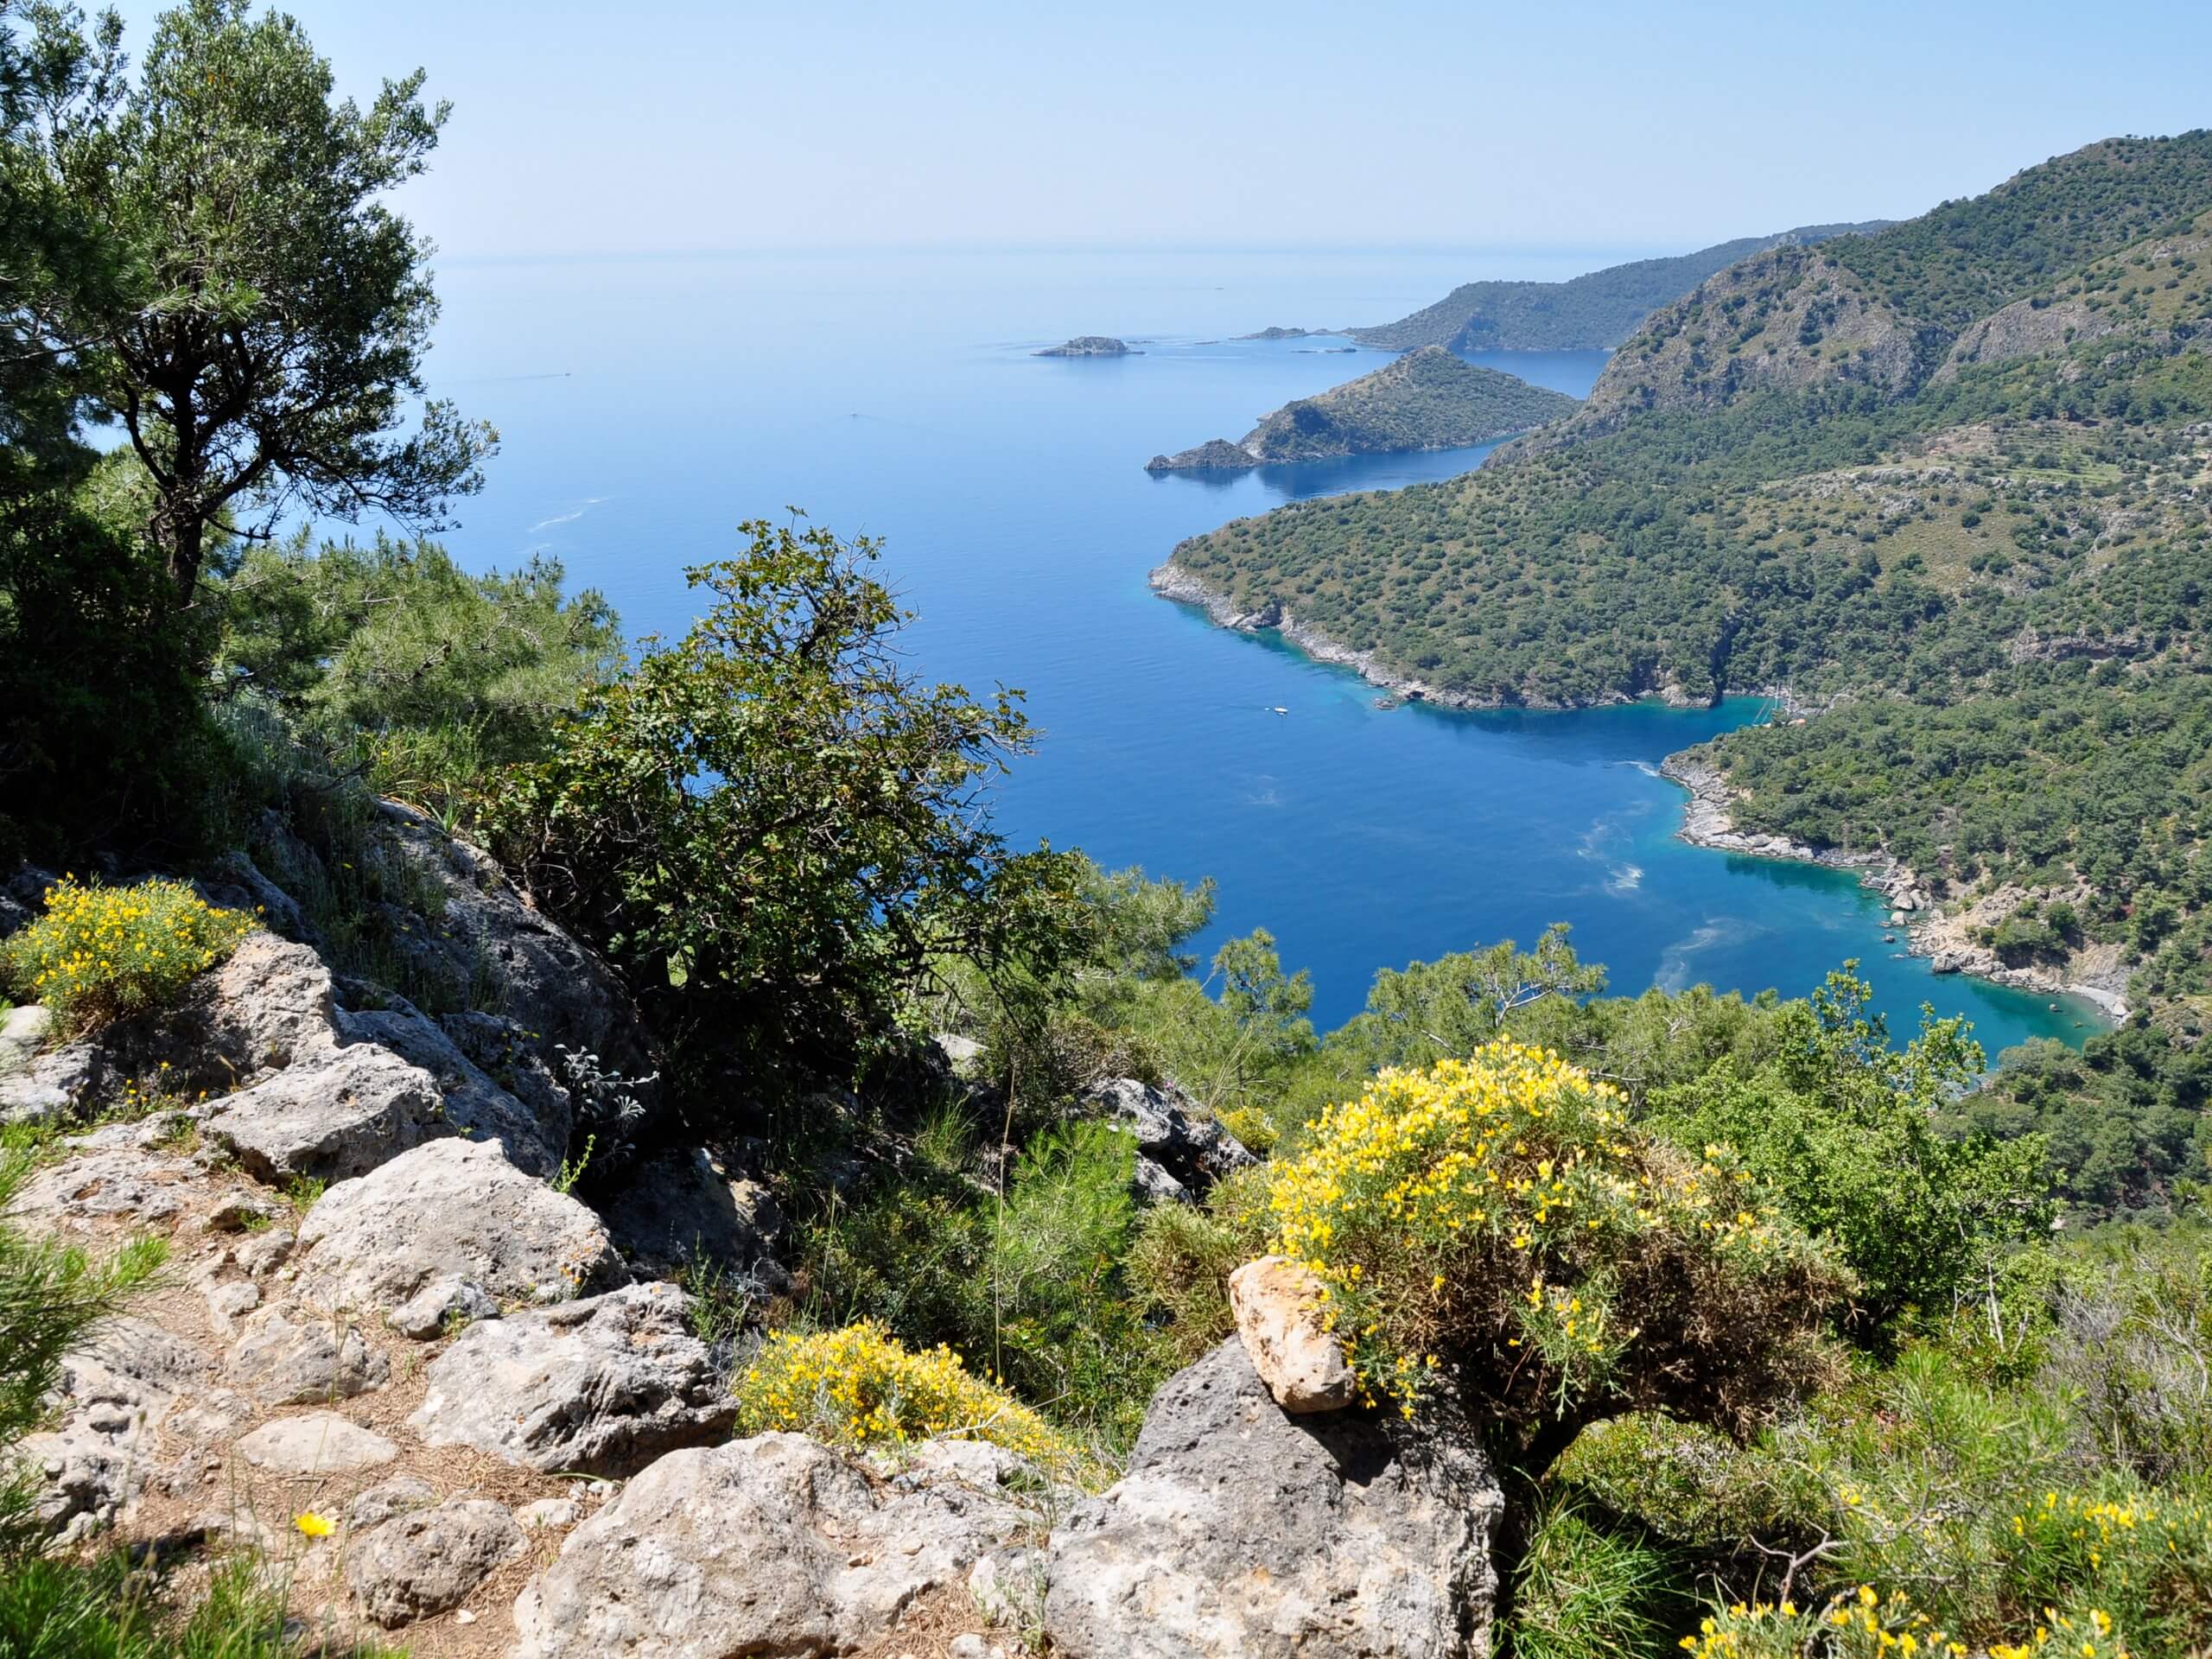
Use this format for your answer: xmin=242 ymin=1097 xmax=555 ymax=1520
xmin=420 ymin=248 xmax=2101 ymax=1055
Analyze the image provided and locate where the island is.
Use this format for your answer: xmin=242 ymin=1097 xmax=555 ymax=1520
xmin=1034 ymin=335 xmax=1140 ymax=357
xmin=1144 ymin=345 xmax=1575 ymax=471
xmin=1234 ymin=326 xmax=1328 ymax=340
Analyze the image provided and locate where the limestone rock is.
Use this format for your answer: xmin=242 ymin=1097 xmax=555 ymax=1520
xmin=226 ymin=1301 xmax=390 ymax=1405
xmin=1228 ymin=1255 xmax=1356 ymax=1414
xmin=516 ymin=1497 xmax=581 ymax=1530
xmin=1044 ymin=1338 xmax=1503 ymax=1659
xmin=10 ymin=1145 xmax=196 ymax=1228
xmin=346 ymin=1497 xmax=524 ymax=1628
xmin=1082 ymin=1077 xmax=1255 ymax=1204
xmin=387 ymin=1275 xmax=500 ymax=1340
xmin=346 ymin=1476 xmax=438 ymax=1531
xmin=236 ymin=1412 xmax=398 ymax=1476
xmin=592 ymin=1144 xmax=786 ymax=1281
xmin=410 ymin=1284 xmax=734 ymax=1476
xmin=202 ymin=1041 xmax=446 ymax=1185
xmin=290 ymin=1137 xmax=622 ymax=1321
xmin=511 ymin=1434 xmax=1039 ymax=1659
xmin=341 ymin=997 xmax=568 ymax=1179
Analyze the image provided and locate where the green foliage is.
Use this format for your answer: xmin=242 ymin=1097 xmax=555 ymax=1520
xmin=1332 ymin=923 xmax=1608 ymax=1074
xmin=2 ymin=876 xmax=254 ymax=1038
xmin=1509 ymin=1500 xmax=1689 ymax=1659
xmin=486 ymin=518 xmax=1039 ymax=1109
xmin=1652 ymin=967 xmax=2048 ymax=1339
xmin=1125 ymin=1164 xmax=1274 ymax=1363
xmin=214 ymin=536 xmax=622 ymax=809
xmin=13 ymin=0 xmax=494 ymax=600
xmin=0 ymin=1550 xmax=394 ymax=1659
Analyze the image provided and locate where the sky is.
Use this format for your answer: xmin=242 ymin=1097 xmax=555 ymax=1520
xmin=102 ymin=0 xmax=2212 ymax=262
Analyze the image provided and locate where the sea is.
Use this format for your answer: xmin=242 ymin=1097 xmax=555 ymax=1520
xmin=416 ymin=246 xmax=2104 ymax=1056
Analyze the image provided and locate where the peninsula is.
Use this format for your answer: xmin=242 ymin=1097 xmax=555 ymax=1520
xmin=1145 ymin=345 xmax=1575 ymax=471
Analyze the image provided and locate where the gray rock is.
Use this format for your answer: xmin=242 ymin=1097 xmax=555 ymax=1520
xmin=1044 ymin=1338 xmax=1503 ymax=1659
xmin=202 ymin=1041 xmax=447 ymax=1185
xmin=236 ymin=1412 xmax=398 ymax=1476
xmin=593 ymin=1145 xmax=786 ymax=1281
xmin=516 ymin=1497 xmax=581 ymax=1530
xmin=346 ymin=1497 xmax=525 ymax=1628
xmin=346 ymin=1475 xmax=439 ymax=1531
xmin=205 ymin=1281 xmax=263 ymax=1337
xmin=291 ymin=1137 xmax=622 ymax=1321
xmin=10 ymin=1146 xmax=196 ymax=1227
xmin=20 ymin=1318 xmax=225 ymax=1539
xmin=1082 ymin=1077 xmax=1256 ymax=1204
xmin=387 ymin=1275 xmax=501 ymax=1339
xmin=235 ymin=1227 xmax=296 ymax=1278
xmin=341 ymin=997 xmax=567 ymax=1179
xmin=511 ymin=1434 xmax=1039 ymax=1659
xmin=410 ymin=1284 xmax=734 ymax=1476
xmin=226 ymin=1301 xmax=389 ymax=1405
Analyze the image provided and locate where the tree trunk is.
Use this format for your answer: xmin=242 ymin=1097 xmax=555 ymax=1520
xmin=165 ymin=512 xmax=203 ymax=605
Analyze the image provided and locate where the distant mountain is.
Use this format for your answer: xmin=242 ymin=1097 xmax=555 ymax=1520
xmin=1146 ymin=346 xmax=1575 ymax=471
xmin=1347 ymin=223 xmax=1894 ymax=353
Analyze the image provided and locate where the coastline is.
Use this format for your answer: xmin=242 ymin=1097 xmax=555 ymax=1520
xmin=1152 ymin=558 xmax=2132 ymax=1030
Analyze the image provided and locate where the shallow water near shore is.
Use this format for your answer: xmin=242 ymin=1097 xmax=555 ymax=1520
xmin=422 ymin=247 xmax=2101 ymax=1053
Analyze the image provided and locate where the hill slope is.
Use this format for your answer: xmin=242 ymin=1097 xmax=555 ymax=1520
xmin=1347 ymin=222 xmax=1892 ymax=353
xmin=1146 ymin=346 xmax=1575 ymax=471
xmin=1163 ymin=133 xmax=2212 ymax=1014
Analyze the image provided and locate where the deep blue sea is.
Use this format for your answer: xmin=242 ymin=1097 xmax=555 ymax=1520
xmin=418 ymin=248 xmax=2103 ymax=1056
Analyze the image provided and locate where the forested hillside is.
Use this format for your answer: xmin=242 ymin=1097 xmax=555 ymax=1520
xmin=1167 ymin=134 xmax=2212 ymax=1020
xmin=1346 ymin=220 xmax=1890 ymax=353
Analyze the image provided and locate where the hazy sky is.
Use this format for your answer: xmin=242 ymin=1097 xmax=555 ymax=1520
xmin=105 ymin=0 xmax=2212 ymax=261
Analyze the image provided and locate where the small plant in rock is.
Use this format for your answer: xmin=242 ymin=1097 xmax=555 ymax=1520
xmin=2 ymin=876 xmax=254 ymax=1036
xmin=734 ymin=1321 xmax=1090 ymax=1484
xmin=555 ymin=1046 xmax=655 ymax=1179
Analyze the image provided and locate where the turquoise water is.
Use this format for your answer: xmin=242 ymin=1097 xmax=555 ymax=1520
xmin=420 ymin=248 xmax=2101 ymax=1055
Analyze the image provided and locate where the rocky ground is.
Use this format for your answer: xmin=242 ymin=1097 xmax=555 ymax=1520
xmin=0 ymin=811 xmax=1504 ymax=1657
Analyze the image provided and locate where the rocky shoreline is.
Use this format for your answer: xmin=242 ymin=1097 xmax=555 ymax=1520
xmin=1662 ymin=754 xmax=2131 ymax=1024
xmin=1153 ymin=561 xmax=2131 ymax=1028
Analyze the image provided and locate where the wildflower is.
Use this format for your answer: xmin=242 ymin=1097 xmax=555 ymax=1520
xmin=295 ymin=1511 xmax=334 ymax=1539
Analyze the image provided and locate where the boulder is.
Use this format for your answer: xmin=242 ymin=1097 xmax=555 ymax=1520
xmin=341 ymin=997 xmax=568 ymax=1179
xmin=1044 ymin=1338 xmax=1503 ymax=1659
xmin=410 ymin=1284 xmax=734 ymax=1475
xmin=236 ymin=1412 xmax=398 ymax=1477
xmin=1227 ymin=1255 xmax=1356 ymax=1413
xmin=1082 ymin=1077 xmax=1255 ymax=1204
xmin=225 ymin=1301 xmax=389 ymax=1406
xmin=511 ymin=1434 xmax=1040 ymax=1659
xmin=345 ymin=1497 xmax=525 ymax=1627
xmin=201 ymin=1041 xmax=447 ymax=1185
xmin=9 ymin=1145 xmax=197 ymax=1228
xmin=346 ymin=1475 xmax=439 ymax=1531
xmin=592 ymin=1144 xmax=786 ymax=1281
xmin=290 ymin=1137 xmax=623 ymax=1321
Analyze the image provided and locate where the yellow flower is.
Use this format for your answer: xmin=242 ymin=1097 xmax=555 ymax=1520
xmin=294 ymin=1511 xmax=334 ymax=1539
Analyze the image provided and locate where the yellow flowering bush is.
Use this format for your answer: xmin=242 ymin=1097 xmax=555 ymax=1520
xmin=1266 ymin=1043 xmax=1847 ymax=1437
xmin=734 ymin=1321 xmax=1088 ymax=1482
xmin=1680 ymin=1585 xmax=2140 ymax=1659
xmin=3 ymin=876 xmax=255 ymax=1035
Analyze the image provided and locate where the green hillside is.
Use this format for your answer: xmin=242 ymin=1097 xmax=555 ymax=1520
xmin=1167 ymin=133 xmax=2212 ymax=1014
xmin=1346 ymin=221 xmax=1891 ymax=353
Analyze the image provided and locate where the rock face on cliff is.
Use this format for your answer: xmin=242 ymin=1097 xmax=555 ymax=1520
xmin=1146 ymin=436 xmax=1262 ymax=472
xmin=1045 ymin=1338 xmax=1503 ymax=1659
xmin=1082 ymin=1077 xmax=1256 ymax=1203
xmin=1037 ymin=335 xmax=1140 ymax=357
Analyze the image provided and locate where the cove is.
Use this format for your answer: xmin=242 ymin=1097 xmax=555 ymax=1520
xmin=421 ymin=247 xmax=2100 ymax=1057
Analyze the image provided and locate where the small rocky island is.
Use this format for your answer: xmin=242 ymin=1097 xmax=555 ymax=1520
xmin=1234 ymin=326 xmax=1327 ymax=340
xmin=1146 ymin=344 xmax=1576 ymax=470
xmin=1035 ymin=335 xmax=1140 ymax=357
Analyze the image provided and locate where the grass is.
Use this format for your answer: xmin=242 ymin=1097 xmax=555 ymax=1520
xmin=1510 ymin=1501 xmax=1692 ymax=1659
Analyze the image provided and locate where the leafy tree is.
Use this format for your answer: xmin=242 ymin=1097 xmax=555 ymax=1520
xmin=1652 ymin=966 xmax=2051 ymax=1339
xmin=16 ymin=0 xmax=493 ymax=601
xmin=484 ymin=519 xmax=1038 ymax=1112
xmin=1335 ymin=923 xmax=1608 ymax=1072
xmin=1211 ymin=927 xmax=1315 ymax=1084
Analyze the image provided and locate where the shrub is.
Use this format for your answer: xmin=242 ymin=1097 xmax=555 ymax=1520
xmin=2 ymin=876 xmax=254 ymax=1036
xmin=1510 ymin=1500 xmax=1687 ymax=1659
xmin=1264 ymin=1043 xmax=1847 ymax=1462
xmin=734 ymin=1321 xmax=1088 ymax=1483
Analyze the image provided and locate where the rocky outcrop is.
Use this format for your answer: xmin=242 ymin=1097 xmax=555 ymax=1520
xmin=203 ymin=1041 xmax=448 ymax=1185
xmin=225 ymin=1300 xmax=389 ymax=1406
xmin=510 ymin=1435 xmax=1044 ymax=1659
xmin=410 ymin=1284 xmax=735 ymax=1476
xmin=340 ymin=998 xmax=569 ymax=1179
xmin=1036 ymin=335 xmax=1139 ymax=357
xmin=1227 ymin=1255 xmax=1355 ymax=1413
xmin=346 ymin=1497 xmax=526 ymax=1628
xmin=1045 ymin=1338 xmax=1503 ymax=1659
xmin=290 ymin=1138 xmax=624 ymax=1323
xmin=1083 ymin=1077 xmax=1255 ymax=1204
xmin=1146 ymin=438 xmax=1261 ymax=472
xmin=592 ymin=1144 xmax=787 ymax=1282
